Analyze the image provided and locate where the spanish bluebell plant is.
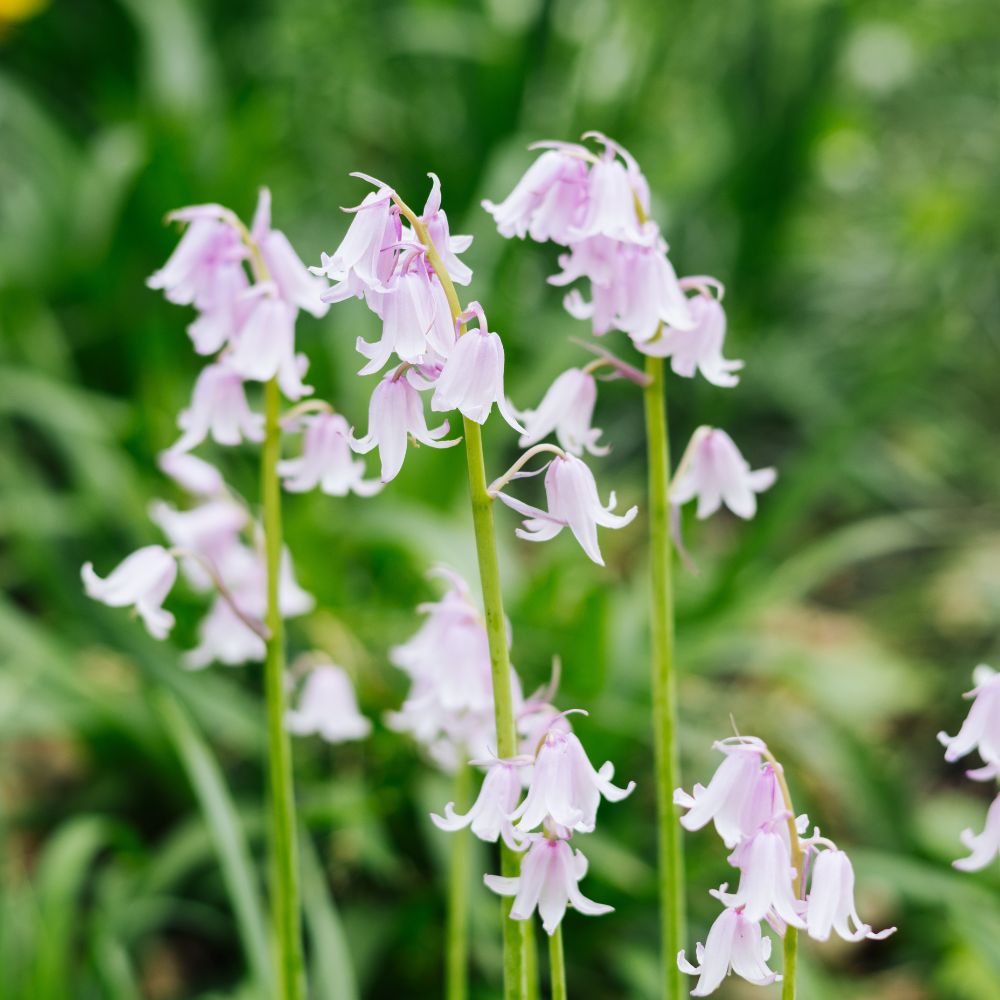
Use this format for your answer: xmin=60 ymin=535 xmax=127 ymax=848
xmin=315 ymin=171 xmax=636 ymax=1000
xmin=483 ymin=132 xmax=776 ymax=999
xmin=82 ymin=190 xmax=375 ymax=1000
xmin=676 ymin=737 xmax=894 ymax=997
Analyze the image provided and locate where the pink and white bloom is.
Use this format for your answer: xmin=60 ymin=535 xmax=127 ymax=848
xmin=953 ymin=794 xmax=1000 ymax=872
xmin=671 ymin=428 xmax=776 ymax=520
xmin=484 ymin=832 xmax=612 ymax=935
xmin=277 ymin=412 xmax=381 ymax=497
xmin=938 ymin=665 xmax=1000 ymax=777
xmin=185 ymin=595 xmax=265 ymax=669
xmin=228 ymin=289 xmax=312 ymax=400
xmin=173 ymin=363 xmax=264 ymax=453
xmin=494 ymin=453 xmax=637 ymax=566
xmin=805 ymin=848 xmax=895 ymax=940
xmin=678 ymin=907 xmax=780 ymax=996
xmin=419 ymin=172 xmax=474 ymax=286
xmin=157 ymin=450 xmax=226 ymax=497
xmin=482 ymin=147 xmax=590 ymax=245
xmin=720 ymin=826 xmax=806 ymax=927
xmin=81 ymin=545 xmax=178 ymax=639
xmin=352 ymin=372 xmax=459 ymax=483
xmin=637 ymin=281 xmax=743 ymax=388
xmin=285 ymin=664 xmax=371 ymax=743
xmin=432 ymin=759 xmax=524 ymax=850
xmin=431 ymin=302 xmax=523 ymax=429
xmin=250 ymin=188 xmax=329 ymax=317
xmin=515 ymin=368 xmax=607 ymax=456
xmin=512 ymin=724 xmax=634 ymax=833
xmin=185 ymin=260 xmax=251 ymax=355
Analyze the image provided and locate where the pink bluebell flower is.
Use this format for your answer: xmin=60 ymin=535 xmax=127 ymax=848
xmin=805 ymin=848 xmax=895 ymax=940
xmin=484 ymin=829 xmax=612 ymax=935
xmin=938 ymin=665 xmax=1000 ymax=777
xmin=157 ymin=450 xmax=226 ymax=497
xmin=515 ymin=367 xmax=607 ymax=456
xmin=186 ymin=595 xmax=266 ymax=670
xmin=81 ymin=545 xmax=178 ymax=639
xmin=173 ymin=362 xmax=264 ymax=453
xmin=953 ymin=794 xmax=1000 ymax=872
xmin=285 ymin=664 xmax=371 ymax=743
xmin=277 ymin=412 xmax=381 ymax=497
xmin=352 ymin=372 xmax=459 ymax=483
xmin=419 ymin=172 xmax=474 ymax=286
xmin=678 ymin=906 xmax=780 ymax=995
xmin=432 ymin=759 xmax=525 ymax=850
xmin=719 ymin=825 xmax=806 ymax=927
xmin=671 ymin=428 xmax=776 ymax=520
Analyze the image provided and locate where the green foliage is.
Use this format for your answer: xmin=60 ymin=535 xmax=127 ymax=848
xmin=2 ymin=0 xmax=999 ymax=996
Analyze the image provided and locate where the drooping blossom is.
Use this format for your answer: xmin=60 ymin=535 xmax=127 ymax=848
xmin=484 ymin=829 xmax=612 ymax=935
xmin=157 ymin=450 xmax=226 ymax=497
xmin=81 ymin=545 xmax=178 ymax=639
xmin=493 ymin=452 xmax=637 ymax=566
xmin=515 ymin=367 xmax=607 ymax=456
xmin=805 ymin=849 xmax=895 ymax=940
xmin=482 ymin=147 xmax=590 ymax=245
xmin=285 ymin=664 xmax=371 ymax=743
xmin=277 ymin=412 xmax=381 ymax=497
xmin=185 ymin=261 xmax=251 ymax=355
xmin=419 ymin=172 xmax=474 ymax=286
xmin=432 ymin=759 xmax=524 ymax=850
xmin=172 ymin=362 xmax=264 ymax=453
xmin=938 ymin=664 xmax=1000 ymax=777
xmin=637 ymin=280 xmax=743 ymax=388
xmin=430 ymin=302 xmax=523 ymax=430
xmin=185 ymin=595 xmax=265 ymax=669
xmin=512 ymin=723 xmax=634 ymax=833
xmin=678 ymin=906 xmax=781 ymax=996
xmin=719 ymin=826 xmax=806 ymax=928
xmin=228 ymin=288 xmax=312 ymax=400
xmin=670 ymin=428 xmax=776 ymax=520
xmin=250 ymin=187 xmax=329 ymax=317
xmin=953 ymin=794 xmax=1000 ymax=872
xmin=351 ymin=372 xmax=459 ymax=483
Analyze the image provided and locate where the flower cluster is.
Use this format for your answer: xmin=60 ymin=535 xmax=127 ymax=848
xmin=483 ymin=133 xmax=775 ymax=532
xmin=82 ymin=191 xmax=370 ymax=740
xmin=939 ymin=664 xmax=1000 ymax=871
xmin=676 ymin=737 xmax=893 ymax=996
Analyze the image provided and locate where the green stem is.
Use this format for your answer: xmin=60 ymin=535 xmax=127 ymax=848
xmin=525 ymin=916 xmax=540 ymax=1000
xmin=782 ymin=928 xmax=798 ymax=1000
xmin=548 ymin=925 xmax=567 ymax=1000
xmin=262 ymin=376 xmax=305 ymax=1000
xmin=447 ymin=761 xmax=472 ymax=1000
xmin=643 ymin=355 xmax=685 ymax=1000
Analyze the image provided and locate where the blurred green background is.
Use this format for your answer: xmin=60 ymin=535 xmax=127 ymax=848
xmin=2 ymin=0 xmax=999 ymax=997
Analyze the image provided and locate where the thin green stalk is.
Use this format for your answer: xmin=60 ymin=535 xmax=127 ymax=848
xmin=782 ymin=929 xmax=798 ymax=1000
xmin=643 ymin=355 xmax=685 ymax=1000
xmin=447 ymin=761 xmax=472 ymax=1000
xmin=548 ymin=925 xmax=567 ymax=1000
xmin=525 ymin=917 xmax=539 ymax=1000
xmin=262 ymin=376 xmax=305 ymax=1000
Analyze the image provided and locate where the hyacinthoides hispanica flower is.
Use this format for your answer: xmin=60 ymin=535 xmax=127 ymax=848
xmin=939 ymin=664 xmax=1000 ymax=871
xmin=314 ymin=172 xmax=637 ymax=1000
xmin=675 ymin=737 xmax=894 ymax=997
xmin=483 ymin=133 xmax=776 ymax=999
xmin=82 ymin=190 xmax=376 ymax=1000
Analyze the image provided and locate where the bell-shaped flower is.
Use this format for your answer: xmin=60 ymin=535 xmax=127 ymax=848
xmin=954 ymin=794 xmax=1000 ymax=872
xmin=805 ymin=848 xmax=895 ymax=940
xmin=314 ymin=182 xmax=400 ymax=293
xmin=186 ymin=259 xmax=252 ymax=355
xmin=482 ymin=147 xmax=590 ymax=246
xmin=430 ymin=302 xmax=523 ymax=430
xmin=567 ymin=149 xmax=652 ymax=246
xmin=494 ymin=453 xmax=637 ymax=566
xmin=515 ymin=367 xmax=607 ymax=457
xmin=249 ymin=188 xmax=329 ymax=317
xmin=432 ymin=759 xmax=524 ymax=850
xmin=185 ymin=595 xmax=266 ymax=670
xmin=277 ymin=412 xmax=381 ymax=497
xmin=512 ymin=724 xmax=634 ymax=833
xmin=81 ymin=545 xmax=178 ymax=639
xmin=148 ymin=208 xmax=247 ymax=309
xmin=158 ymin=450 xmax=226 ymax=497
xmin=637 ymin=281 xmax=743 ymax=388
xmin=420 ymin=172 xmax=474 ymax=285
xmin=285 ymin=664 xmax=371 ymax=743
xmin=719 ymin=826 xmax=806 ymax=927
xmin=678 ymin=906 xmax=780 ymax=996
xmin=173 ymin=362 xmax=265 ymax=453
xmin=485 ymin=832 xmax=612 ymax=935
xmin=671 ymin=428 xmax=776 ymax=520
xmin=228 ymin=288 xmax=312 ymax=400
xmin=939 ymin=665 xmax=1000 ymax=776
xmin=674 ymin=738 xmax=774 ymax=849
xmin=149 ymin=497 xmax=248 ymax=590
xmin=352 ymin=371 xmax=459 ymax=483
xmin=356 ymin=255 xmax=456 ymax=375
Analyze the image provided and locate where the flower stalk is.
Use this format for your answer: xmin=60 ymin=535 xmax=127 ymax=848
xmin=548 ymin=923 xmax=567 ymax=1000
xmin=643 ymin=354 xmax=686 ymax=1000
xmin=447 ymin=760 xmax=472 ymax=1000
